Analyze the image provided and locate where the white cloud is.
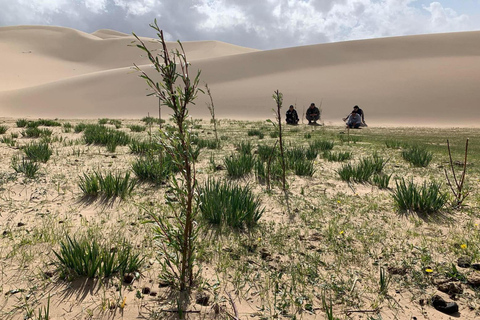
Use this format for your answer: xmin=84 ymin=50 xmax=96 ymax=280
xmin=0 ymin=0 xmax=478 ymax=49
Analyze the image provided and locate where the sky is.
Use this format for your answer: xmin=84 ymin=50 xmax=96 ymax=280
xmin=1 ymin=0 xmax=480 ymax=50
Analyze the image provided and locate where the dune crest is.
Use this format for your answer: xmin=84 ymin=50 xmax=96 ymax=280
xmin=1 ymin=25 xmax=480 ymax=127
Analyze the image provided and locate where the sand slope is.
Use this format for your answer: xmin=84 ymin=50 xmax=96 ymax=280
xmin=1 ymin=25 xmax=480 ymax=126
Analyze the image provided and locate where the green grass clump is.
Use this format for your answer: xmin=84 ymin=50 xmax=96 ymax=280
xmin=235 ymin=141 xmax=253 ymax=155
xmin=247 ymin=129 xmax=264 ymax=139
xmin=257 ymin=144 xmax=278 ymax=162
xmin=0 ymin=125 xmax=8 ymax=134
xmin=21 ymin=127 xmax=52 ymax=138
xmin=269 ymin=131 xmax=279 ymax=139
xmin=129 ymin=139 xmax=161 ymax=155
xmin=132 ymin=155 xmax=175 ymax=184
xmin=337 ymin=154 xmax=386 ymax=183
xmin=392 ymin=178 xmax=447 ymax=213
xmin=285 ymin=146 xmax=306 ymax=169
xmin=310 ymin=139 xmax=334 ymax=151
xmin=98 ymin=118 xmax=109 ymax=125
xmin=11 ymin=156 xmax=40 ymax=178
xmin=63 ymin=122 xmax=73 ymax=133
xmin=109 ymin=119 xmax=122 ymax=129
xmin=323 ymin=151 xmax=352 ymax=162
xmin=224 ymin=153 xmax=255 ymax=178
xmin=129 ymin=124 xmax=146 ymax=132
xmin=16 ymin=119 xmax=28 ymax=128
xmin=402 ymin=145 xmax=433 ymax=167
xmin=293 ymin=159 xmax=315 ymax=177
xmin=1 ymin=135 xmax=16 ymax=146
xmin=141 ymin=116 xmax=165 ymax=125
xmin=372 ymin=173 xmax=392 ymax=189
xmin=54 ymin=235 xmax=143 ymax=279
xmin=74 ymin=123 xmax=88 ymax=133
xmin=83 ymin=124 xmax=130 ymax=147
xmin=197 ymin=179 xmax=264 ymax=228
xmin=78 ymin=171 xmax=136 ymax=200
xmin=193 ymin=137 xmax=220 ymax=149
xmin=385 ymin=139 xmax=403 ymax=149
xmin=23 ymin=142 xmax=52 ymax=163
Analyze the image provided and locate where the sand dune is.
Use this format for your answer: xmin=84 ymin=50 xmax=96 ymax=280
xmin=1 ymin=25 xmax=480 ymax=126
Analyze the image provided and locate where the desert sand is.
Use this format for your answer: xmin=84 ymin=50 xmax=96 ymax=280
xmin=1 ymin=25 xmax=480 ymax=126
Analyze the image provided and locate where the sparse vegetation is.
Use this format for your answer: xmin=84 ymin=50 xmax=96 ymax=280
xmin=392 ymin=178 xmax=447 ymax=213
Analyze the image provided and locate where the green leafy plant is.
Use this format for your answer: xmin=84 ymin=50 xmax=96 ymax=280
xmin=133 ymin=20 xmax=202 ymax=291
xmin=16 ymin=119 xmax=28 ymax=128
xmin=310 ymin=139 xmax=334 ymax=151
xmin=372 ymin=173 xmax=392 ymax=189
xmin=129 ymin=139 xmax=161 ymax=155
xmin=0 ymin=125 xmax=8 ymax=134
xmin=132 ymin=154 xmax=175 ymax=184
xmin=83 ymin=124 xmax=130 ymax=147
xmin=293 ymin=159 xmax=315 ymax=177
xmin=21 ymin=127 xmax=52 ymax=138
xmin=197 ymin=179 xmax=264 ymax=228
xmin=248 ymin=129 xmax=265 ymax=139
xmin=128 ymin=124 xmax=146 ymax=132
xmin=379 ymin=267 xmax=390 ymax=296
xmin=74 ymin=123 xmax=88 ymax=133
xmin=392 ymin=178 xmax=447 ymax=213
xmin=235 ymin=141 xmax=253 ymax=155
xmin=385 ymin=139 xmax=403 ymax=149
xmin=98 ymin=118 xmax=109 ymax=125
xmin=78 ymin=171 xmax=136 ymax=200
xmin=323 ymin=151 xmax=352 ymax=162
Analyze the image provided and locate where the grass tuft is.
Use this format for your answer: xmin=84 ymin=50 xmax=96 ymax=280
xmin=224 ymin=153 xmax=255 ymax=178
xmin=79 ymin=171 xmax=136 ymax=200
xmin=402 ymin=145 xmax=433 ymax=167
xmin=392 ymin=178 xmax=447 ymax=213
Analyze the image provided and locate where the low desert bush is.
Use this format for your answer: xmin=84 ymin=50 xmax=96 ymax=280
xmin=224 ymin=153 xmax=255 ymax=178
xmin=23 ymin=142 xmax=52 ymax=163
xmin=402 ymin=145 xmax=433 ymax=167
xmin=21 ymin=127 xmax=52 ymax=138
xmin=0 ymin=125 xmax=7 ymax=134
xmin=392 ymin=178 xmax=447 ymax=213
xmin=54 ymin=235 xmax=143 ymax=279
xmin=197 ymin=179 xmax=264 ymax=228
xmin=323 ymin=151 xmax=352 ymax=162
xmin=74 ymin=123 xmax=88 ymax=133
xmin=78 ymin=171 xmax=136 ymax=200
xmin=11 ymin=156 xmax=40 ymax=178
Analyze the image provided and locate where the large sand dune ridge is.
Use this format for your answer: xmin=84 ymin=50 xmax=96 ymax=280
xmin=1 ymin=25 xmax=480 ymax=126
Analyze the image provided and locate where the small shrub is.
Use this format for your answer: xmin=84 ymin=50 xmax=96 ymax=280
xmin=1 ymin=135 xmax=16 ymax=146
xmin=129 ymin=124 xmax=146 ymax=132
xmin=193 ymin=137 xmax=220 ymax=149
xmin=79 ymin=171 xmax=136 ymax=200
xmin=12 ymin=156 xmax=39 ymax=178
xmin=197 ymin=179 xmax=264 ymax=228
xmin=16 ymin=119 xmax=28 ymax=128
xmin=0 ymin=125 xmax=8 ymax=134
xmin=54 ymin=235 xmax=143 ymax=279
xmin=224 ymin=153 xmax=255 ymax=178
xmin=141 ymin=116 xmax=165 ymax=125
xmin=402 ymin=145 xmax=433 ymax=167
xmin=32 ymin=119 xmax=61 ymax=127
xmin=23 ymin=142 xmax=52 ymax=163
xmin=392 ymin=178 xmax=447 ymax=213
xmin=323 ymin=151 xmax=352 ymax=162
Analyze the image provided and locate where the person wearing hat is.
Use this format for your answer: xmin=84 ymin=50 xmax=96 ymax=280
xmin=306 ymin=103 xmax=320 ymax=125
xmin=286 ymin=105 xmax=299 ymax=125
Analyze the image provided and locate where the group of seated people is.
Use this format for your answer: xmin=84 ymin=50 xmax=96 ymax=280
xmin=285 ymin=104 xmax=366 ymax=128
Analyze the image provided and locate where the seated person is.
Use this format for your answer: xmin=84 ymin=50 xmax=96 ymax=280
xmin=346 ymin=111 xmax=362 ymax=128
xmin=286 ymin=105 xmax=299 ymax=125
xmin=306 ymin=103 xmax=320 ymax=125
xmin=343 ymin=105 xmax=366 ymax=126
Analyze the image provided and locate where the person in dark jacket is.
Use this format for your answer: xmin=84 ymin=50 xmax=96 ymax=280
xmin=306 ymin=103 xmax=320 ymax=125
xmin=286 ymin=105 xmax=299 ymax=125
xmin=343 ymin=105 xmax=366 ymax=126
